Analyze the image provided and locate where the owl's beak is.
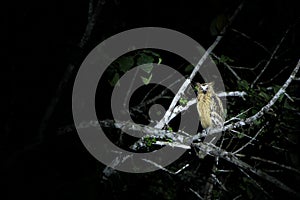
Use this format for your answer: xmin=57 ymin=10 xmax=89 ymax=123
xmin=200 ymin=85 xmax=208 ymax=93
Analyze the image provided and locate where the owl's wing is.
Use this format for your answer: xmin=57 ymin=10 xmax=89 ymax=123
xmin=210 ymin=94 xmax=225 ymax=128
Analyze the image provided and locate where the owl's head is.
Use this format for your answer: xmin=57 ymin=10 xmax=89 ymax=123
xmin=196 ymin=82 xmax=214 ymax=94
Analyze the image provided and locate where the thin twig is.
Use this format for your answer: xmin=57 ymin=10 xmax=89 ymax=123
xmin=233 ymin=123 xmax=267 ymax=154
xmin=140 ymin=67 xmax=185 ymax=104
xmin=258 ymin=65 xmax=290 ymax=84
xmin=238 ymin=167 xmax=272 ymax=199
xmin=79 ymin=0 xmax=105 ymax=48
xmin=284 ymin=92 xmax=294 ymax=102
xmin=250 ymin=156 xmax=300 ymax=175
xmin=189 ymin=188 xmax=204 ymax=200
xmin=142 ymin=159 xmax=189 ymax=175
xmin=132 ymin=76 xmax=184 ymax=112
xmin=204 ymin=164 xmax=216 ymax=199
xmin=232 ymin=195 xmax=242 ymax=200
xmin=231 ymin=28 xmax=271 ymax=54
xmin=211 ymin=173 xmax=228 ymax=192
xmin=211 ymin=53 xmax=241 ymax=80
xmin=87 ymin=0 xmax=94 ymax=21
xmin=251 ymin=26 xmax=292 ymax=87
xmin=225 ymin=107 xmax=252 ymax=124
xmin=229 ymin=59 xmax=266 ymax=70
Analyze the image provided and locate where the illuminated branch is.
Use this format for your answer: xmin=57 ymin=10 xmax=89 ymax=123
xmin=155 ymin=2 xmax=244 ymax=129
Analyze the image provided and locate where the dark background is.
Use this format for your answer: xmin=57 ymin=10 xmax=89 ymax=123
xmin=11 ymin=0 xmax=300 ymax=199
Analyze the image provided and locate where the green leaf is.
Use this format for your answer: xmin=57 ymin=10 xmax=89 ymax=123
xmin=141 ymin=74 xmax=152 ymax=85
xmin=278 ymin=93 xmax=284 ymax=103
xmin=139 ymin=64 xmax=154 ymax=74
xmin=237 ymin=132 xmax=244 ymax=139
xmin=179 ymin=97 xmax=188 ymax=105
xmin=117 ymin=56 xmax=134 ymax=72
xmin=258 ymin=91 xmax=270 ymax=100
xmin=284 ymin=100 xmax=295 ymax=110
xmin=144 ymin=136 xmax=156 ymax=147
xmin=184 ymin=64 xmax=194 ymax=72
xmin=238 ymin=80 xmax=249 ymax=90
xmin=273 ymin=84 xmax=281 ymax=92
xmin=158 ymin=58 xmax=162 ymax=65
xmin=253 ymin=119 xmax=262 ymax=126
xmin=156 ymin=110 xmax=162 ymax=116
xmin=137 ymin=53 xmax=154 ymax=65
xmin=108 ymin=73 xmax=120 ymax=86
xmin=213 ymin=58 xmax=219 ymax=65
xmin=142 ymin=50 xmax=160 ymax=57
xmin=210 ymin=14 xmax=228 ymax=36
xmin=219 ymin=55 xmax=234 ymax=63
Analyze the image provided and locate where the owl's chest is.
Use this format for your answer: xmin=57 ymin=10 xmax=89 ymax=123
xmin=198 ymin=94 xmax=212 ymax=110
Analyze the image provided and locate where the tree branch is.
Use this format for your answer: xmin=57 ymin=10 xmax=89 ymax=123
xmin=192 ymin=142 xmax=299 ymax=197
xmin=155 ymin=2 xmax=244 ymax=129
xmin=226 ymin=58 xmax=300 ymax=131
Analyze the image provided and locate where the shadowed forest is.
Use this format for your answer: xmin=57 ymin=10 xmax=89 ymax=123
xmin=12 ymin=0 xmax=300 ymax=199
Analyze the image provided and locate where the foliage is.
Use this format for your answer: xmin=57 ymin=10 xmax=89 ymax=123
xmin=108 ymin=50 xmax=161 ymax=86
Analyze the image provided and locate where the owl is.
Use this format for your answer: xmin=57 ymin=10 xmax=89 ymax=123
xmin=196 ymin=82 xmax=225 ymax=137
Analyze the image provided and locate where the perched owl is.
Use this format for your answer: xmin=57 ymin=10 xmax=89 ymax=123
xmin=196 ymin=82 xmax=225 ymax=137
